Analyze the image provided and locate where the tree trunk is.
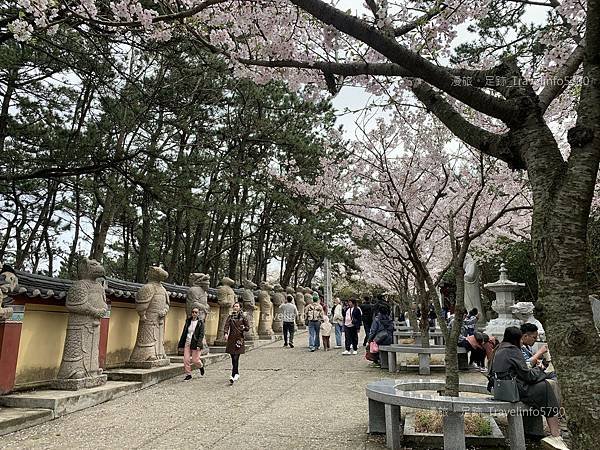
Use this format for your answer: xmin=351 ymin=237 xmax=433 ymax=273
xmin=524 ymin=118 xmax=600 ymax=446
xmin=135 ymin=190 xmax=152 ymax=282
xmin=66 ymin=178 xmax=81 ymax=278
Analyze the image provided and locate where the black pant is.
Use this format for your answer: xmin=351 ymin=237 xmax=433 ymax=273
xmin=460 ymin=341 xmax=486 ymax=367
xmin=345 ymin=326 xmax=359 ymax=351
xmin=362 ymin=322 xmax=372 ymax=345
xmin=230 ymin=354 xmax=240 ymax=377
xmin=283 ymin=321 xmax=295 ymax=345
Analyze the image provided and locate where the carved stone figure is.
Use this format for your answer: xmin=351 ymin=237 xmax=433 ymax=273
xmin=54 ymin=258 xmax=108 ymax=389
xmin=463 ymin=253 xmax=486 ymax=327
xmin=591 ymin=295 xmax=600 ymax=332
xmin=511 ymin=301 xmax=546 ymax=341
xmin=242 ymin=279 xmax=259 ymax=340
xmin=303 ymin=287 xmax=313 ymax=320
xmin=295 ymin=287 xmax=306 ymax=329
xmin=0 ymin=266 xmax=17 ymax=320
xmin=187 ymin=273 xmax=211 ymax=320
xmin=257 ymin=281 xmax=274 ymax=338
xmin=128 ymin=266 xmax=170 ymax=368
xmin=214 ymin=277 xmax=237 ymax=345
xmin=271 ymin=284 xmax=285 ymax=333
xmin=187 ymin=272 xmax=211 ymax=355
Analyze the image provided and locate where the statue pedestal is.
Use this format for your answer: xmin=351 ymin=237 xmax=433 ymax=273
xmin=51 ymin=374 xmax=107 ymax=391
xmin=127 ymin=358 xmax=170 ymax=369
xmin=258 ymin=332 xmax=273 ymax=340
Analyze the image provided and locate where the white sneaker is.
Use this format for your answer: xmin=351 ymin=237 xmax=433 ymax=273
xmin=233 ymin=374 xmax=239 ymax=382
xmin=352 ymin=350 xmax=358 ymax=355
xmin=342 ymin=350 xmax=350 ymax=355
xmin=334 ymin=345 xmax=342 ymax=349
xmin=229 ymin=376 xmax=234 ymax=384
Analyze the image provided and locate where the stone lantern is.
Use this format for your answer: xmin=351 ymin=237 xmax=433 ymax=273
xmin=483 ymin=263 xmax=524 ymax=340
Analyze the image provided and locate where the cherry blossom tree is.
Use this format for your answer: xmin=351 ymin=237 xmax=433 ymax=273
xmin=6 ymin=0 xmax=600 ymax=443
xmin=293 ymin=114 xmax=531 ymax=395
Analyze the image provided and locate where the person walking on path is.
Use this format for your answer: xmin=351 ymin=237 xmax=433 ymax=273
xmin=224 ymin=302 xmax=249 ymax=384
xmin=177 ymin=307 xmax=205 ymax=380
xmin=305 ymin=296 xmax=324 ymax=352
xmin=320 ymin=316 xmax=333 ymax=351
xmin=342 ymin=299 xmax=362 ymax=355
xmin=331 ymin=297 xmax=344 ymax=348
xmin=361 ymin=297 xmax=373 ymax=346
xmin=279 ymin=294 xmax=298 ymax=348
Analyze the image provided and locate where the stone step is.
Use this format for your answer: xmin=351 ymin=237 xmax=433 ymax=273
xmin=0 ymin=381 xmax=141 ymax=418
xmin=0 ymin=407 xmax=54 ymax=437
xmin=105 ymin=364 xmax=184 ymax=387
xmin=169 ymin=352 xmax=230 ymax=365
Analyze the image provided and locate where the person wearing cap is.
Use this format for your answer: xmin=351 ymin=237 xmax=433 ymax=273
xmin=304 ymin=294 xmax=324 ymax=351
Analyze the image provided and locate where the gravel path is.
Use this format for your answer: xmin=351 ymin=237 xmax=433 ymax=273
xmin=1 ymin=332 xmax=489 ymax=449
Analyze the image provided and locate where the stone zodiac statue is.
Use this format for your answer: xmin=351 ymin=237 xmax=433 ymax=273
xmin=0 ymin=266 xmax=17 ymax=320
xmin=295 ymin=287 xmax=306 ymax=329
xmin=242 ymin=279 xmax=259 ymax=340
xmin=214 ymin=277 xmax=237 ymax=345
xmin=187 ymin=273 xmax=211 ymax=320
xmin=257 ymin=281 xmax=274 ymax=338
xmin=56 ymin=258 xmax=108 ymax=388
xmin=128 ymin=266 xmax=170 ymax=367
xmin=271 ymin=284 xmax=285 ymax=333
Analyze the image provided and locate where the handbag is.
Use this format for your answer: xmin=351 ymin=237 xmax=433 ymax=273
xmin=374 ymin=330 xmax=388 ymax=344
xmin=492 ymin=373 xmax=520 ymax=402
xmin=369 ymin=341 xmax=379 ymax=353
xmin=365 ymin=349 xmax=377 ymax=361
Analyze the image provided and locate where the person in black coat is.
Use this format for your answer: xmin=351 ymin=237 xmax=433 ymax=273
xmin=177 ymin=307 xmax=205 ymax=380
xmin=361 ymin=297 xmax=373 ymax=346
xmin=342 ymin=299 xmax=362 ymax=354
xmin=488 ymin=326 xmax=560 ymax=437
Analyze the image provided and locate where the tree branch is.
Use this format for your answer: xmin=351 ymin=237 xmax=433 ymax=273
xmin=538 ymin=42 xmax=586 ymax=112
xmin=289 ymin=0 xmax=517 ymax=123
xmin=410 ymin=81 xmax=526 ymax=170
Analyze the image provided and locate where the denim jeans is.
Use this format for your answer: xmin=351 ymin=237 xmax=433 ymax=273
xmin=308 ymin=321 xmax=321 ymax=349
xmin=334 ymin=323 xmax=343 ymax=347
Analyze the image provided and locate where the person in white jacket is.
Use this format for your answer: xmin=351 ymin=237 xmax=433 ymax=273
xmin=331 ymin=297 xmax=344 ymax=348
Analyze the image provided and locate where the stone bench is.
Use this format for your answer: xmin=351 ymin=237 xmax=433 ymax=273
xmin=366 ymin=379 xmax=531 ymax=450
xmin=379 ymin=345 xmax=468 ymax=375
xmin=393 ymin=331 xmax=445 ymax=346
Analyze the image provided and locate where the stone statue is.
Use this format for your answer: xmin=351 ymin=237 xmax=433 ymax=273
xmin=0 ymin=266 xmax=17 ymax=320
xmin=128 ymin=266 xmax=170 ymax=368
xmin=55 ymin=258 xmax=108 ymax=389
xmin=214 ymin=277 xmax=237 ymax=345
xmin=303 ymin=287 xmax=313 ymax=315
xmin=271 ymin=284 xmax=285 ymax=333
xmin=511 ymin=301 xmax=546 ymax=341
xmin=463 ymin=253 xmax=485 ymax=327
xmin=295 ymin=287 xmax=306 ymax=329
xmin=257 ymin=281 xmax=274 ymax=338
xmin=187 ymin=273 xmax=211 ymax=320
xmin=187 ymin=272 xmax=211 ymax=355
xmin=591 ymin=295 xmax=600 ymax=332
xmin=242 ymin=279 xmax=259 ymax=340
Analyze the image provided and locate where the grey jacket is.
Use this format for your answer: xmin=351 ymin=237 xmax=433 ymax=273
xmin=279 ymin=303 xmax=298 ymax=322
